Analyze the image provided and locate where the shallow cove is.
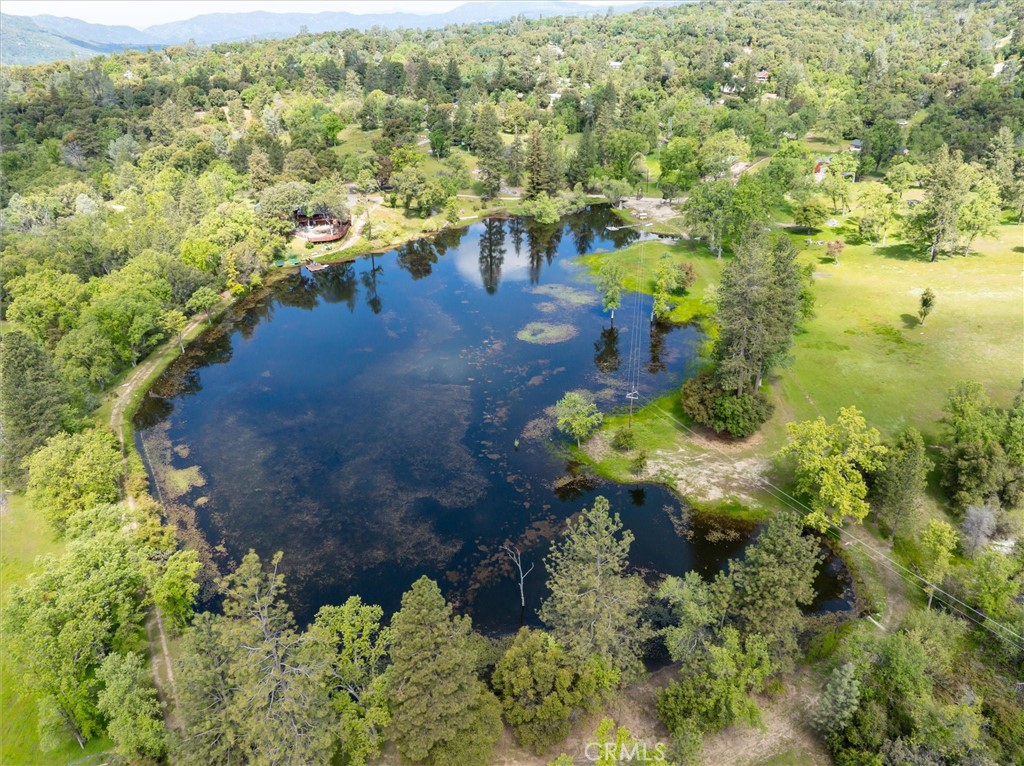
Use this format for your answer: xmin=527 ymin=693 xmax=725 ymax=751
xmin=135 ymin=207 xmax=852 ymax=631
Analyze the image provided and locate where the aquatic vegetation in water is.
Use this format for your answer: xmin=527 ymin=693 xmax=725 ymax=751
xmin=525 ymin=283 xmax=598 ymax=306
xmin=165 ymin=465 xmax=206 ymax=499
xmin=516 ymin=322 xmax=578 ymax=345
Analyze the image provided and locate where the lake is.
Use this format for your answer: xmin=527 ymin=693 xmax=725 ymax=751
xmin=135 ymin=206 xmax=851 ymax=631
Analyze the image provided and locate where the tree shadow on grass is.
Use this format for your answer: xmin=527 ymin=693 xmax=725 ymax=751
xmin=873 ymin=242 xmax=926 ymax=262
xmin=900 ymin=314 xmax=920 ymax=329
xmin=1014 ymin=246 xmax=1024 ymax=254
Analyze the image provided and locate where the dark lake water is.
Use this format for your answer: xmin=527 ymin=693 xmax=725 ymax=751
xmin=135 ymin=207 xmax=851 ymax=631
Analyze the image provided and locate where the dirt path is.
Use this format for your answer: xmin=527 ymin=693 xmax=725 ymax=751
xmin=109 ymin=316 xmax=210 ymax=729
xmin=843 ymin=524 xmax=910 ymax=630
xmin=333 ymin=197 xmax=384 ymax=253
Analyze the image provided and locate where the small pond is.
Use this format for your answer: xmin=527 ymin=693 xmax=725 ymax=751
xmin=135 ymin=207 xmax=852 ymax=631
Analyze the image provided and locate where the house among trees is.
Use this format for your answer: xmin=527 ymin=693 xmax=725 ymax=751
xmin=608 ymin=60 xmax=623 ymax=69
xmin=813 ymin=157 xmax=831 ymax=182
xmin=755 ymin=69 xmax=770 ymax=84
xmin=849 ymin=139 xmax=863 ymax=153
xmin=293 ymin=206 xmax=351 ymax=243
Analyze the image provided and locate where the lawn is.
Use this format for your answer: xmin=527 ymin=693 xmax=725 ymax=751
xmin=1 ymin=495 xmax=114 ymax=764
xmin=577 ymin=236 xmax=725 ymax=327
xmin=773 ymin=213 xmax=1024 ymax=445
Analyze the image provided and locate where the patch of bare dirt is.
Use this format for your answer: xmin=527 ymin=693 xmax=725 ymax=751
xmin=700 ymin=669 xmax=831 ymax=766
xmin=644 ymin=446 xmax=770 ymax=506
xmin=620 ymin=196 xmax=680 ymax=224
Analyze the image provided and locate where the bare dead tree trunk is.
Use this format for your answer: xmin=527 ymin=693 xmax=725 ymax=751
xmin=502 ymin=544 xmax=535 ymax=621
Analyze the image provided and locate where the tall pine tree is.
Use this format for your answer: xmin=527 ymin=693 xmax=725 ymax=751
xmin=525 ymin=122 xmax=552 ymax=199
xmin=507 ymin=131 xmax=525 ymax=187
xmin=567 ymin=129 xmax=597 ymax=188
xmin=472 ymin=103 xmax=504 ymax=199
xmin=725 ymin=512 xmax=821 ymax=667
xmin=387 ymin=576 xmax=502 ymax=766
xmin=539 ymin=497 xmax=651 ymax=680
xmin=873 ymin=427 xmax=929 ymax=540
xmin=713 ymin=233 xmax=803 ymax=396
xmin=0 ymin=330 xmax=72 ymax=488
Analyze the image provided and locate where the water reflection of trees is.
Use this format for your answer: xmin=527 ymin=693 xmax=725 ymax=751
xmin=593 ymin=326 xmax=621 ymax=373
xmin=396 ymin=239 xmax=438 ymax=280
xmin=276 ymin=275 xmax=319 ymax=311
xmin=568 ymin=215 xmax=598 ymax=256
xmin=315 ymin=263 xmax=359 ymax=312
xmin=396 ymin=224 xmax=468 ymax=281
xmin=434 ymin=225 xmax=468 ymax=253
xmin=507 ymin=217 xmax=524 ymax=258
xmin=647 ymin=321 xmax=670 ymax=374
xmin=360 ymin=253 xmax=383 ymax=314
xmin=236 ymin=292 xmax=277 ymax=340
xmin=525 ymin=220 xmax=562 ymax=284
xmin=479 ymin=218 xmax=506 ymax=293
xmin=134 ymin=332 xmax=234 ymax=429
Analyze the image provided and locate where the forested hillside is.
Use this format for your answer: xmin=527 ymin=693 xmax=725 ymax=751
xmin=1 ymin=1 xmax=1022 ymax=764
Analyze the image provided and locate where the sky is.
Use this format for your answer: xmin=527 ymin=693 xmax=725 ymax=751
xmin=1 ymin=0 xmax=650 ymax=30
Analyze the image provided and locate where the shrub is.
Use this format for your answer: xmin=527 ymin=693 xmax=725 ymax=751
xmin=680 ymin=369 xmax=718 ymax=426
xmin=681 ymin=370 xmax=773 ymax=438
xmin=611 ymin=427 xmax=637 ymax=451
xmin=711 ymin=391 xmax=773 ymax=438
xmin=631 ymin=449 xmax=649 ymax=475
xmin=677 ymin=261 xmax=697 ymax=291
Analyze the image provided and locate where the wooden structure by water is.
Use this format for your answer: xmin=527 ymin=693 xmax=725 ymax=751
xmin=293 ymin=208 xmax=351 ymax=243
xmin=305 ymin=260 xmax=329 ymax=272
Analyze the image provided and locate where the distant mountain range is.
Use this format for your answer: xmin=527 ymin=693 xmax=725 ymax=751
xmin=0 ymin=2 xmax=673 ymax=66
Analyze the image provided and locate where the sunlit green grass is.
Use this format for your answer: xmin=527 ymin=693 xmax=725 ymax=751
xmin=577 ymin=237 xmax=726 ymax=327
xmin=773 ymin=213 xmax=1023 ymax=445
xmin=1 ymin=495 xmax=114 ymax=764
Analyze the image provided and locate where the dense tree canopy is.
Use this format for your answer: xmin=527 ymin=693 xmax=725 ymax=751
xmin=2 ymin=0 xmax=1022 ymax=761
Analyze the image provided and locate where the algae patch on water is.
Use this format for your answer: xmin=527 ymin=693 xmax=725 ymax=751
xmin=516 ymin=322 xmax=578 ymax=345
xmin=525 ymin=283 xmax=597 ymax=306
xmin=165 ymin=465 xmax=206 ymax=499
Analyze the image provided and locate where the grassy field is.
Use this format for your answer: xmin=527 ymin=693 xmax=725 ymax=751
xmin=0 ymin=495 xmax=114 ymax=764
xmin=577 ymin=237 xmax=725 ymax=328
xmin=580 ymin=208 xmax=1023 ymax=455
xmin=773 ymin=212 xmax=1023 ymax=445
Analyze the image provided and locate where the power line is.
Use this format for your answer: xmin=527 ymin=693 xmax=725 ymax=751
xmin=637 ymin=396 xmax=1024 ymax=652
xmin=621 ymin=223 xmax=651 ymax=427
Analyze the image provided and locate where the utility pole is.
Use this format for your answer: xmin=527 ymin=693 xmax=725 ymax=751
xmin=624 ymin=222 xmax=650 ymax=429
